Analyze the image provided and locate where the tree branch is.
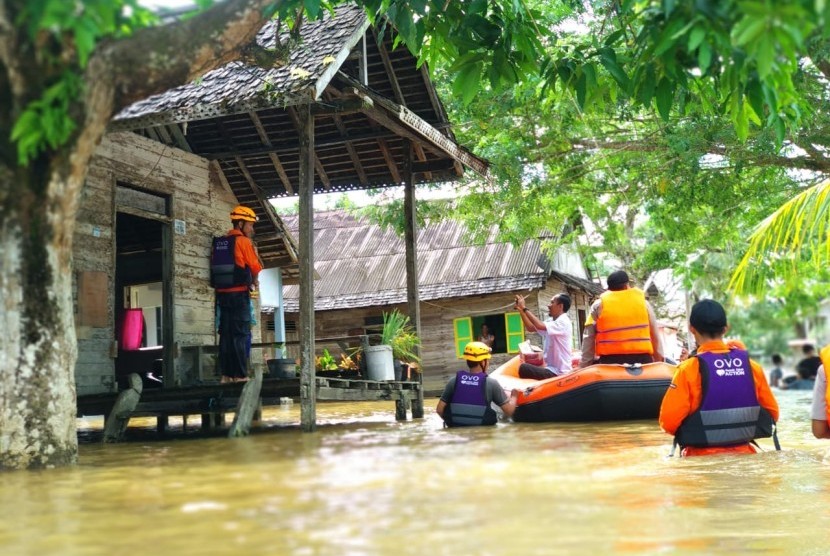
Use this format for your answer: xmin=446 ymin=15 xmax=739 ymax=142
xmin=569 ymin=139 xmax=830 ymax=173
xmin=92 ymin=0 xmax=285 ymax=112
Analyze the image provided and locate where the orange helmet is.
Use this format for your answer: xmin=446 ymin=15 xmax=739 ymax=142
xmin=230 ymin=205 xmax=258 ymax=222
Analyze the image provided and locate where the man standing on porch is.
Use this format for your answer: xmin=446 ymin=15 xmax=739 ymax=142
xmin=211 ymin=205 xmax=263 ymax=383
xmin=514 ymin=293 xmax=573 ymax=379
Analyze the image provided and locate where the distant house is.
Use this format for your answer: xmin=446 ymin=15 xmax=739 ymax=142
xmin=261 ymin=210 xmax=602 ymax=393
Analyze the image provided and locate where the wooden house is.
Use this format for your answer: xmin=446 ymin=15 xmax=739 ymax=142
xmin=72 ymin=3 xmax=489 ymax=408
xmin=266 ymin=210 xmax=602 ymax=393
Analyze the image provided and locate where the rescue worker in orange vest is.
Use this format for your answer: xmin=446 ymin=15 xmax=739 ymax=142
xmin=210 ymin=205 xmax=263 ymax=383
xmin=809 ymin=345 xmax=830 ymax=438
xmin=578 ymin=270 xmax=664 ymax=368
xmin=659 ymin=299 xmax=780 ymax=457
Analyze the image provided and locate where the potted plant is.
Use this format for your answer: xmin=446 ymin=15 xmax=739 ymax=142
xmin=338 ymin=350 xmax=361 ymax=379
xmin=383 ymin=310 xmax=421 ymax=380
xmin=267 ymin=343 xmax=296 ymax=379
xmin=315 ymin=348 xmax=340 ymax=377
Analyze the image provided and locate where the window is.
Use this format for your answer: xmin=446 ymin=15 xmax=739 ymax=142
xmin=453 ymin=312 xmax=524 ymax=357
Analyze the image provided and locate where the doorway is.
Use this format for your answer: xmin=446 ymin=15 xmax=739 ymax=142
xmin=114 ymin=209 xmax=172 ymax=389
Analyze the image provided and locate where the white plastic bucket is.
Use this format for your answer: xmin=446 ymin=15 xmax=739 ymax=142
xmin=365 ymin=344 xmax=394 ymax=381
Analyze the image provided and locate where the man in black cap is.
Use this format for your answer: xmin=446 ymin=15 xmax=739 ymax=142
xmin=578 ymin=270 xmax=664 ymax=367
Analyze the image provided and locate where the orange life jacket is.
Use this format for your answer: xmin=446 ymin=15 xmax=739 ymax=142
xmin=595 ymin=288 xmax=653 ymax=356
xmin=821 ymin=345 xmax=830 ymax=423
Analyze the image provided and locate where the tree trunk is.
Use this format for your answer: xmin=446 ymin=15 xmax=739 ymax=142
xmin=0 ymin=163 xmax=81 ymax=468
xmin=0 ymin=0 xmax=284 ymax=469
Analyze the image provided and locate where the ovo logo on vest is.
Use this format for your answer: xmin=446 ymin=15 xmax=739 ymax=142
xmin=460 ymin=374 xmax=481 ymax=386
xmin=713 ymin=357 xmax=746 ymax=377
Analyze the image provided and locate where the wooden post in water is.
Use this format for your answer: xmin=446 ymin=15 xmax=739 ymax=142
xmin=229 ymin=367 xmax=263 ymax=437
xmin=395 ymin=391 xmax=410 ymax=421
xmin=103 ymin=373 xmax=142 ymax=443
xmin=403 ymin=140 xmax=424 ymax=419
xmin=298 ymin=102 xmax=317 ymax=432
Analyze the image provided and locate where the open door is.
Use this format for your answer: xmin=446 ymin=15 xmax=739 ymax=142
xmin=114 ymin=189 xmax=174 ymax=389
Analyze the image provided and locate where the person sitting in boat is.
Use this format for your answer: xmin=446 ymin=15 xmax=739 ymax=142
xmin=659 ymin=299 xmax=780 ymax=457
xmin=578 ymin=270 xmax=664 ymax=368
xmin=513 ymin=293 xmax=573 ymax=379
xmin=809 ymin=345 xmax=830 ymax=439
xmin=436 ymin=341 xmax=518 ymax=427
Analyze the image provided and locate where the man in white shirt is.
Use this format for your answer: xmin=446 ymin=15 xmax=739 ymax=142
xmin=514 ymin=293 xmax=573 ymax=379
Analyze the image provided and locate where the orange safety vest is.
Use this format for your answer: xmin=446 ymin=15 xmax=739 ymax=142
xmin=821 ymin=345 xmax=830 ymax=423
xmin=595 ymin=288 xmax=653 ymax=356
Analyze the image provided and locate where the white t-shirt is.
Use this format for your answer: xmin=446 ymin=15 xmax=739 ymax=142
xmin=541 ymin=313 xmax=573 ymax=374
xmin=811 ymin=365 xmax=827 ymax=420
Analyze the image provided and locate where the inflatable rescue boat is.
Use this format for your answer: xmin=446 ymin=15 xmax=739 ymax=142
xmin=489 ymin=356 xmax=675 ymax=422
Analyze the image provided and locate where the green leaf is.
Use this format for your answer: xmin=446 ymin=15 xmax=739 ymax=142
xmin=698 ymin=42 xmax=713 ymax=72
xmin=653 ymin=18 xmax=686 ymax=57
xmin=452 ymin=61 xmax=481 ymax=105
xmin=733 ymin=16 xmax=767 ymax=47
xmin=599 ymin=48 xmax=630 ymax=91
xmin=636 ymin=64 xmax=656 ymax=106
xmin=575 ymin=71 xmax=587 ymax=109
xmin=688 ymin=26 xmax=706 ymax=51
xmin=755 ymin=35 xmax=775 ymax=79
xmin=655 ymin=77 xmax=673 ymax=121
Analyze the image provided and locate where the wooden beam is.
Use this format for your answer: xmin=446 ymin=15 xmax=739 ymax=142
xmin=412 ymin=143 xmax=432 ymax=181
xmin=208 ymin=128 xmax=405 ymax=160
xmin=297 ymin=102 xmax=317 ymax=433
xmin=374 ymin=28 xmax=406 ymax=105
xmin=322 ymin=91 xmax=370 ymax=186
xmin=144 ymin=126 xmax=161 ymax=142
xmin=402 ymin=140 xmax=424 ymax=419
xmin=228 ymin=367 xmax=263 ymax=437
xmin=155 ymin=124 xmax=173 ymax=146
xmin=167 ymin=123 xmax=192 ymax=152
xmin=287 ymin=107 xmax=330 ymax=190
xmin=377 ymin=138 xmax=401 ymax=183
xmin=249 ymin=111 xmax=294 ymax=194
xmin=373 ymin=29 xmax=433 ymax=180
xmin=412 ymin=159 xmax=456 ymax=174
xmin=210 ymin=160 xmax=235 ymax=197
xmin=310 ymin=96 xmax=371 ymax=116
xmin=420 ymin=63 xmax=450 ymax=123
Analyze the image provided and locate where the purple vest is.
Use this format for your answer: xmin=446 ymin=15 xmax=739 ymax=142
xmin=697 ymin=350 xmax=758 ymax=410
xmin=446 ymin=370 xmax=495 ymax=426
xmin=210 ymin=235 xmax=251 ymax=289
xmin=675 ymin=349 xmax=775 ymax=447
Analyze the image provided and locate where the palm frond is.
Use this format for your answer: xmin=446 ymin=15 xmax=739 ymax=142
xmin=730 ymin=180 xmax=830 ymax=295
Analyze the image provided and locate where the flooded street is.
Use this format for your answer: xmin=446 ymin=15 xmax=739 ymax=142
xmin=2 ymin=390 xmax=830 ymax=555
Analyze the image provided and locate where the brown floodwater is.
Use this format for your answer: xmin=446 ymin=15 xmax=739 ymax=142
xmin=1 ymin=390 xmax=829 ymax=555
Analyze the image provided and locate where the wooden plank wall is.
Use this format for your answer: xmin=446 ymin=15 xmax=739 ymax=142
xmin=275 ymin=278 xmax=596 ymax=395
xmin=74 ymin=131 xmax=254 ymax=395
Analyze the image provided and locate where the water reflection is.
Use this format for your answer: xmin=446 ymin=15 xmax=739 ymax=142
xmin=2 ymin=390 xmax=830 ymax=555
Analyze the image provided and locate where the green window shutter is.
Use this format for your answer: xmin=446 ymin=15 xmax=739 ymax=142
xmin=505 ymin=312 xmax=525 ymax=354
xmin=453 ymin=317 xmax=473 ymax=358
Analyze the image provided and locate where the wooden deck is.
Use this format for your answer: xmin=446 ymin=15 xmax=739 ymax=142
xmin=77 ymin=375 xmax=424 ymax=440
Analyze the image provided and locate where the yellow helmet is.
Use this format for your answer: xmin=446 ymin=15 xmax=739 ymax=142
xmin=230 ymin=205 xmax=258 ymax=222
xmin=463 ymin=341 xmax=492 ymax=362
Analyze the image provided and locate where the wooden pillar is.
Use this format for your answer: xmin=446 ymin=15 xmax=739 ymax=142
xmin=395 ymin=391 xmax=410 ymax=421
xmin=298 ymin=102 xmax=317 ymax=432
xmin=229 ymin=367 xmax=263 ymax=437
xmin=103 ymin=373 xmax=142 ymax=443
xmin=403 ymin=140 xmax=424 ymax=418
xmin=162 ymin=223 xmax=176 ymax=388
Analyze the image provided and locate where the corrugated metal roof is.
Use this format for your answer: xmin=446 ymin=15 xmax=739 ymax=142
xmin=279 ymin=210 xmax=596 ymax=311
